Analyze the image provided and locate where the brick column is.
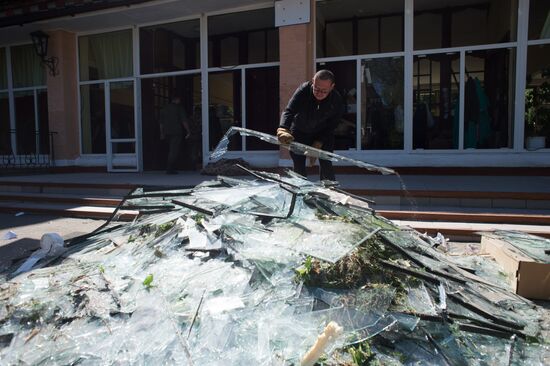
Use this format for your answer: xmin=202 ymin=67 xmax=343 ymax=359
xmin=47 ymin=30 xmax=79 ymax=164
xmin=278 ymin=9 xmax=314 ymax=164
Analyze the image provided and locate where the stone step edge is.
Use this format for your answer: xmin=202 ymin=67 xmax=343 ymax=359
xmin=0 ymin=204 xmax=137 ymax=221
xmin=0 ymin=193 xmax=121 ymax=207
xmin=393 ymin=220 xmax=550 ymax=239
xmin=1 ymin=200 xmax=550 ymax=229
xmin=1 ymin=179 xmax=549 ymax=200
xmin=378 ymin=210 xmax=550 ymax=226
xmin=347 ymin=189 xmax=550 ymax=201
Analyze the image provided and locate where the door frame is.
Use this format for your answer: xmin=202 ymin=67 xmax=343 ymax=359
xmin=105 ymin=78 xmax=139 ymax=172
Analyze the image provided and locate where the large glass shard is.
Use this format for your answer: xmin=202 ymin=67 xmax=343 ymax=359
xmin=191 ymin=182 xmax=278 ymax=206
xmin=211 ymin=126 xmax=396 ymax=175
xmin=231 ymin=219 xmax=373 ymax=263
xmin=480 ymin=230 xmax=550 ymax=263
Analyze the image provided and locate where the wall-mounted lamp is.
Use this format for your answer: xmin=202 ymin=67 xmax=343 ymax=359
xmin=30 ymin=30 xmax=58 ymax=76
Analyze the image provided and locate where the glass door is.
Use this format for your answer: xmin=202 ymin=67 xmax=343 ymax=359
xmin=107 ymin=80 xmax=138 ymax=171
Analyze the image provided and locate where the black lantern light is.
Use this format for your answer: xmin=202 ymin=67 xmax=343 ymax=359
xmin=30 ymin=30 xmax=58 ymax=76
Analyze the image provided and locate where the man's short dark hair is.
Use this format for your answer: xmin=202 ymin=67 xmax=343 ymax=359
xmin=314 ymin=69 xmax=335 ymax=84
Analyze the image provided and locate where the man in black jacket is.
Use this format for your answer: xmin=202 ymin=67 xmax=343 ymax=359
xmin=277 ymin=70 xmax=343 ymax=181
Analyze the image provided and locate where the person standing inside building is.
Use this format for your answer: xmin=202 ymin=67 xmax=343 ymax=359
xmin=159 ymin=96 xmax=190 ymax=174
xmin=277 ymin=70 xmax=344 ymax=181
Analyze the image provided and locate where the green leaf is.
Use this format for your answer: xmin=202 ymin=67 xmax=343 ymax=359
xmin=143 ymin=274 xmax=154 ymax=288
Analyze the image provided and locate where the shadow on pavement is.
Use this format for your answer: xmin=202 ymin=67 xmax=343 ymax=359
xmin=0 ymin=237 xmax=40 ymax=271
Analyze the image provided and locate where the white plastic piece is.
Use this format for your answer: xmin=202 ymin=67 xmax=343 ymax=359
xmin=13 ymin=233 xmax=65 ymax=275
xmin=2 ymin=230 xmax=17 ymax=240
xmin=301 ymin=321 xmax=343 ymax=366
xmin=433 ymin=232 xmax=449 ymax=251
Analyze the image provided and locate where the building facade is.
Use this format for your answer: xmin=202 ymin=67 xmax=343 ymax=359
xmin=0 ymin=0 xmax=548 ymax=172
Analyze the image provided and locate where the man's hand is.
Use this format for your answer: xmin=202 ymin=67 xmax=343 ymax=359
xmin=308 ymin=141 xmax=323 ymax=166
xmin=276 ymin=128 xmax=294 ymax=144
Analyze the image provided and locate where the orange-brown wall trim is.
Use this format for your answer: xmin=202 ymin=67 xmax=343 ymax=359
xmin=47 ymin=29 xmax=79 ymax=161
xmin=278 ymin=1 xmax=314 ymax=162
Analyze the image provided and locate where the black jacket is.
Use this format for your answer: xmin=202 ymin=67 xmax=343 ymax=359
xmin=280 ymin=81 xmax=343 ymax=138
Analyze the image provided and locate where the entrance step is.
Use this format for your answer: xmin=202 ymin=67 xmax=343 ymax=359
xmin=0 ymin=177 xmax=549 ymax=240
xmin=348 ymin=189 xmax=550 ymax=211
xmin=392 ymin=220 xmax=550 ymax=240
xmin=0 ymin=180 xmax=133 ymax=197
xmin=0 ymin=201 xmax=137 ymax=220
xmin=0 ymin=191 xmax=121 ymax=207
xmin=377 ymin=209 xmax=550 ymax=226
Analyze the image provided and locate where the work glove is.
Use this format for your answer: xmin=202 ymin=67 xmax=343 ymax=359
xmin=276 ymin=128 xmax=294 ymax=144
xmin=308 ymin=141 xmax=323 ymax=166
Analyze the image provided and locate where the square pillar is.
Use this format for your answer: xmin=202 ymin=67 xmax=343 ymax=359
xmin=46 ymin=30 xmax=79 ymax=163
xmin=278 ymin=6 xmax=314 ymax=163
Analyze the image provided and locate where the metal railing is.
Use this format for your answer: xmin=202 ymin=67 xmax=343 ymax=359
xmin=0 ymin=130 xmax=57 ymax=169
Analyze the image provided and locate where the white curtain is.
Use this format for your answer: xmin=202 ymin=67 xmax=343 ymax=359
xmin=11 ymin=44 xmax=45 ymax=88
xmin=83 ymin=30 xmax=133 ymax=80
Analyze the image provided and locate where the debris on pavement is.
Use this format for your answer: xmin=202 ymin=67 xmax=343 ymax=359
xmin=2 ymin=230 xmax=17 ymax=240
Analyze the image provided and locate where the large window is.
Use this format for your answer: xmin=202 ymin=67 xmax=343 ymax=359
xmin=316 ymin=0 xmax=405 ymax=151
xmin=413 ymin=1 xmax=516 ymax=151
xmin=207 ymin=7 xmax=279 ymax=153
xmin=79 ymin=30 xmax=133 ymax=81
xmin=140 ymin=75 xmax=202 ymax=171
xmin=0 ymin=48 xmax=7 ymax=90
xmin=11 ymin=44 xmax=45 ymax=88
xmin=317 ymin=60 xmax=357 ymax=150
xmin=413 ymin=53 xmax=460 ymax=149
xmin=208 ymin=71 xmax=242 ymax=150
xmin=525 ymin=44 xmax=550 ymax=149
xmin=6 ymin=44 xmax=48 ymax=156
xmin=363 ymin=57 xmax=404 ymax=150
xmin=0 ymin=92 xmax=10 ymax=155
xmin=140 ymin=19 xmax=200 ymax=74
xmin=245 ymin=67 xmax=279 ymax=150
xmin=208 ymin=8 xmax=279 ymax=67
xmin=529 ymin=0 xmax=550 ymax=41
xmin=524 ymin=0 xmax=550 ymax=151
xmin=464 ymin=49 xmax=514 ymax=149
xmin=79 ymin=30 xmax=135 ymax=158
xmin=316 ymin=0 xmax=520 ymax=153
xmin=80 ymin=83 xmax=106 ymax=154
xmin=414 ymin=0 xmax=517 ymax=50
xmin=0 ymin=48 xmax=8 ymax=155
xmin=317 ymin=0 xmax=404 ymax=58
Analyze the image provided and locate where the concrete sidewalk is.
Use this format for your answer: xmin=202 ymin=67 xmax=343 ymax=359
xmin=0 ymin=213 xmax=104 ymax=271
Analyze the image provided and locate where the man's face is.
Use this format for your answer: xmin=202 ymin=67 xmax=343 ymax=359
xmin=312 ymin=77 xmax=334 ymax=101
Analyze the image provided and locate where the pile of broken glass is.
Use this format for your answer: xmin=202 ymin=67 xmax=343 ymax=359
xmin=0 ymin=129 xmax=548 ymax=365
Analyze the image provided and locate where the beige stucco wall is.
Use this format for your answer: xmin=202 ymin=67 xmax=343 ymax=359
xmin=47 ymin=29 xmax=79 ymax=161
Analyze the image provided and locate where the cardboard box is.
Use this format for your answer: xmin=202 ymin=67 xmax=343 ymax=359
xmin=480 ymin=231 xmax=550 ymax=300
